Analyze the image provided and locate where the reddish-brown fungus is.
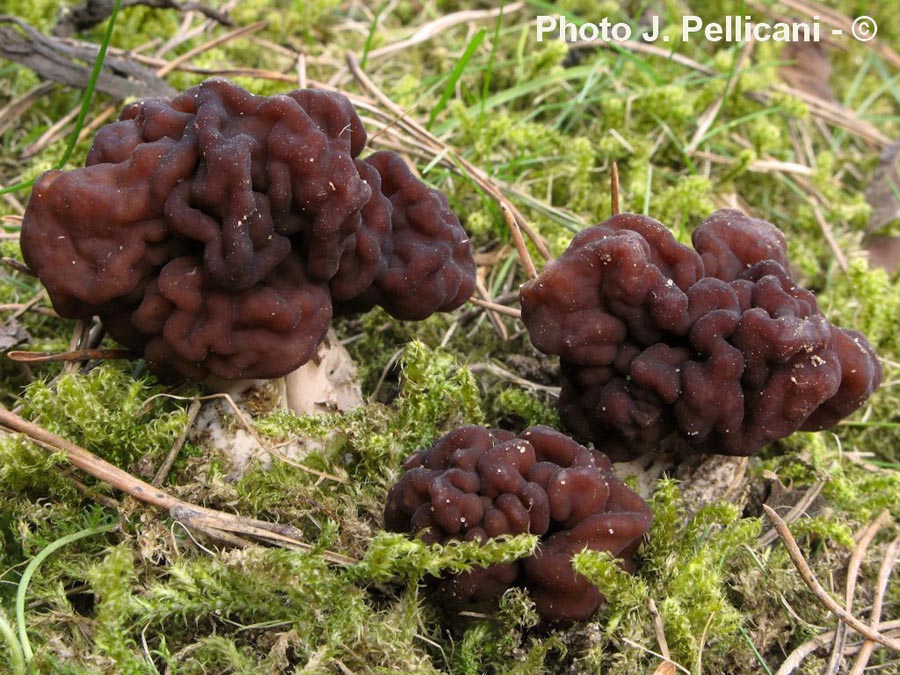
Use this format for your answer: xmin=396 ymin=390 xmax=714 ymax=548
xmin=21 ymin=78 xmax=476 ymax=381
xmin=520 ymin=209 xmax=882 ymax=460
xmin=384 ymin=425 xmax=652 ymax=622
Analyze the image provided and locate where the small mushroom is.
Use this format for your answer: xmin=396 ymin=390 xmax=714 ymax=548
xmin=520 ymin=209 xmax=882 ymax=460
xmin=384 ymin=425 xmax=653 ymax=622
xmin=20 ymin=78 xmax=476 ymax=392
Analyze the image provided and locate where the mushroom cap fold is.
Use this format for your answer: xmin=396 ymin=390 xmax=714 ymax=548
xmin=21 ymin=78 xmax=476 ymax=381
xmin=520 ymin=209 xmax=882 ymax=459
xmin=385 ymin=425 xmax=652 ymax=622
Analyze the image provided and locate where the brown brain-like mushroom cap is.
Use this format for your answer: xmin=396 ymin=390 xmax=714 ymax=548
xmin=520 ymin=209 xmax=882 ymax=460
xmin=20 ymin=79 xmax=476 ymax=381
xmin=384 ymin=425 xmax=653 ymax=622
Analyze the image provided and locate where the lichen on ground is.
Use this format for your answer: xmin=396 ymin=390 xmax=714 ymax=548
xmin=1 ymin=1 xmax=899 ymax=673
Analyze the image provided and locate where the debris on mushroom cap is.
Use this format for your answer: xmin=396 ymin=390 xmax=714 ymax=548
xmin=384 ymin=425 xmax=653 ymax=623
xmin=520 ymin=209 xmax=882 ymax=461
xmin=20 ymin=78 xmax=476 ymax=382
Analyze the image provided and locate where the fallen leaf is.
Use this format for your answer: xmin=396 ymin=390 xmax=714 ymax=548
xmin=0 ymin=319 xmax=30 ymax=352
xmin=779 ymin=39 xmax=835 ymax=102
xmin=863 ymin=234 xmax=900 ymax=274
xmin=865 ymin=137 xmax=900 ymax=233
xmin=652 ymin=662 xmax=677 ymax=675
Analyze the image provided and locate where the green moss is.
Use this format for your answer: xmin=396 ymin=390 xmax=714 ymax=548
xmin=21 ymin=365 xmax=187 ymax=471
xmin=2 ymin=0 xmax=899 ymax=672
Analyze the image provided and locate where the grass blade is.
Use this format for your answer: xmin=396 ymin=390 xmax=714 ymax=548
xmin=427 ymin=28 xmax=485 ymax=130
xmin=0 ymin=0 xmax=123 ymax=197
xmin=16 ymin=523 xmax=115 ymax=663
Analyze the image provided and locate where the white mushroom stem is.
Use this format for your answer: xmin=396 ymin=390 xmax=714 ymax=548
xmin=195 ymin=328 xmax=363 ymax=477
xmin=280 ymin=328 xmax=363 ymax=416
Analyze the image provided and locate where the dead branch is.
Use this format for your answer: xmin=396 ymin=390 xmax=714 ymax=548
xmin=763 ymin=505 xmax=900 ymax=652
xmin=0 ymin=406 xmax=355 ymax=565
xmin=848 ymin=537 xmax=900 ymax=674
xmin=0 ymin=15 xmax=174 ymax=99
xmin=54 ymin=0 xmax=232 ymax=38
xmin=7 ymin=348 xmax=134 ymax=363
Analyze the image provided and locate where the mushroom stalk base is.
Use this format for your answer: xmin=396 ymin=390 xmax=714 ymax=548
xmin=194 ymin=329 xmax=363 ymax=477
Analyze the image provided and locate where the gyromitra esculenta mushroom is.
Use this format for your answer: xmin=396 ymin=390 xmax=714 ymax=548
xmin=384 ymin=425 xmax=653 ymax=622
xmin=20 ymin=78 xmax=475 ymax=386
xmin=520 ymin=209 xmax=882 ymax=461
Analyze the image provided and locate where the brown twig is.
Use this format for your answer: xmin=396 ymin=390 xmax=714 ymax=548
xmin=848 ymin=537 xmax=900 ymax=674
xmin=152 ymin=399 xmax=202 ymax=487
xmin=0 ymin=407 xmax=355 ymax=565
xmin=827 ymin=509 xmax=891 ymax=672
xmin=610 ymin=162 xmax=620 ymax=216
xmin=758 ymin=479 xmax=826 ymax=546
xmin=467 ymin=296 xmax=522 ymax=318
xmin=7 ymin=348 xmax=134 ymax=363
xmin=776 ymin=620 xmax=900 ymax=675
xmin=762 ymin=505 xmax=900 ymax=652
xmin=345 ymin=51 xmax=549 ymax=277
xmin=1 ymin=257 xmax=35 ymax=277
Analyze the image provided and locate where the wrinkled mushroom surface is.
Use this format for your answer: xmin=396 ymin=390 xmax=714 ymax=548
xmin=21 ymin=78 xmax=475 ymax=381
xmin=520 ymin=209 xmax=882 ymax=460
xmin=384 ymin=425 xmax=653 ymax=622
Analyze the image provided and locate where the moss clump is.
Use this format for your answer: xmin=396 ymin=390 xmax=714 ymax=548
xmin=21 ymin=366 xmax=187 ymax=472
xmin=1 ymin=0 xmax=899 ymax=672
xmin=569 ymin=481 xmax=762 ymax=672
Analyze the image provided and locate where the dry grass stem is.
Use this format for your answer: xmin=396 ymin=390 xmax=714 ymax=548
xmin=583 ymin=37 xmax=889 ymax=148
xmin=6 ymin=348 xmax=135 ymax=363
xmin=775 ymin=0 xmax=900 ymax=68
xmin=610 ymin=162 xmax=620 ymax=216
xmin=686 ymin=38 xmax=755 ymax=154
xmin=763 ymin=505 xmax=900 ymax=652
xmin=646 ymin=596 xmax=671 ymax=660
xmin=474 ymin=276 xmax=510 ymax=339
xmin=468 ymin=362 xmax=560 ymax=396
xmin=776 ymin=620 xmax=900 ymax=675
xmin=152 ymin=399 xmax=202 ymax=487
xmin=811 ymin=203 xmax=849 ymax=273
xmin=165 ymin=390 xmax=348 ymax=484
xmin=365 ymin=3 xmax=525 ymax=61
xmin=345 ymin=51 xmax=549 ymax=276
xmin=759 ymin=479 xmax=826 ymax=546
xmin=827 ymin=509 xmax=891 ymax=673
xmin=847 ymin=537 xmax=900 ymax=674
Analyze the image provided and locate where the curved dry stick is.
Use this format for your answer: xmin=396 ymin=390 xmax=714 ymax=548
xmin=0 ymin=407 xmax=355 ymax=565
xmin=762 ymin=505 xmax=900 ymax=652
xmin=7 ymin=348 xmax=134 ymax=363
xmin=848 ymin=537 xmax=900 ymax=675
xmin=345 ymin=51 xmax=549 ymax=278
xmin=827 ymin=510 xmax=891 ymax=673
xmin=365 ymin=3 xmax=526 ymax=61
xmin=776 ymin=620 xmax=900 ymax=675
